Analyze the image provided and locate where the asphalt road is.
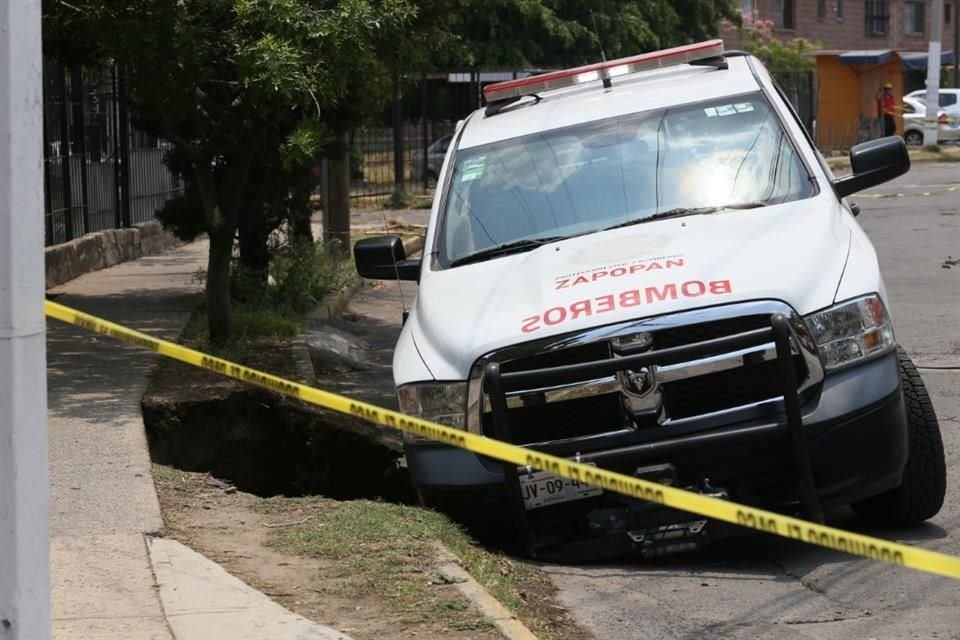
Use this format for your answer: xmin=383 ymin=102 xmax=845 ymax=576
xmin=542 ymin=163 xmax=960 ymax=640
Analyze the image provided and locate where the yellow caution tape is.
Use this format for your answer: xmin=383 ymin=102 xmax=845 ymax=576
xmin=45 ymin=299 xmax=960 ymax=580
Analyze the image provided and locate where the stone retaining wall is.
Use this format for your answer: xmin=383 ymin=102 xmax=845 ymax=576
xmin=45 ymin=221 xmax=183 ymax=289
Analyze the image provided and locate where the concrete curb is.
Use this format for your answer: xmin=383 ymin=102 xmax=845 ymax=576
xmin=433 ymin=543 xmax=539 ymax=640
xmin=147 ymin=537 xmax=353 ymax=640
xmin=303 ymin=234 xmax=424 ymax=326
xmin=295 ymin=235 xmax=424 ymax=384
xmin=303 ymin=275 xmax=366 ymax=324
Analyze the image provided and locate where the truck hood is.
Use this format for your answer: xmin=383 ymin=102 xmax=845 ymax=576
xmin=410 ymin=202 xmax=851 ymax=380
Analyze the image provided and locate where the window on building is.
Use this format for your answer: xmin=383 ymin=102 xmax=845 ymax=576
xmin=946 ymin=3 xmax=953 ymax=24
xmin=836 ymin=0 xmax=844 ymax=19
xmin=904 ymin=1 xmax=926 ymax=34
xmin=740 ymin=0 xmax=755 ymax=14
xmin=818 ymin=0 xmax=826 ymax=19
xmin=775 ymin=0 xmax=796 ymax=28
xmin=865 ymin=0 xmax=890 ymax=35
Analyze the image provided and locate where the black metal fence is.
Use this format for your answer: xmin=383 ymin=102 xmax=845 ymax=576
xmin=42 ymin=60 xmax=184 ymax=246
xmin=771 ymin=69 xmax=816 ymax=137
xmin=42 ymin=63 xmax=820 ymax=239
xmin=349 ymin=71 xmax=528 ymax=201
xmin=349 ymin=68 xmax=819 ymax=202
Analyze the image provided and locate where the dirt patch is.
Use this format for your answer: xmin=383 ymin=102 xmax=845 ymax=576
xmin=153 ymin=465 xmax=592 ymax=640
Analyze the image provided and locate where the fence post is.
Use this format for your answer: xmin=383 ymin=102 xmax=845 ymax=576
xmin=42 ymin=63 xmax=54 ymax=246
xmin=421 ymin=73 xmax=429 ymax=189
xmin=111 ymin=67 xmax=122 ymax=229
xmin=70 ymin=64 xmax=90 ymax=235
xmin=117 ymin=67 xmax=132 ymax=228
xmin=57 ymin=63 xmax=74 ymax=242
xmin=392 ymin=75 xmax=404 ymax=194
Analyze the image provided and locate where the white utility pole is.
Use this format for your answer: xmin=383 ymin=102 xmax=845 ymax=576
xmin=923 ymin=0 xmax=944 ymax=146
xmin=0 ymin=1 xmax=51 ymax=639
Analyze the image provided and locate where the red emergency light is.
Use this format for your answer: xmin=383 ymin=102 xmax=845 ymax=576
xmin=482 ymin=39 xmax=726 ymax=104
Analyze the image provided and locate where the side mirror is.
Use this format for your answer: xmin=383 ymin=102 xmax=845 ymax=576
xmin=353 ymin=235 xmax=420 ymax=281
xmin=833 ymin=136 xmax=910 ymax=199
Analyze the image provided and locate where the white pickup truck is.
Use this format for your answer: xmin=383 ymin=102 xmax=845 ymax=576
xmin=354 ymin=41 xmax=946 ymax=560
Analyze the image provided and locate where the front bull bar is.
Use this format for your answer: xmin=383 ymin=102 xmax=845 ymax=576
xmin=482 ymin=314 xmax=824 ymax=557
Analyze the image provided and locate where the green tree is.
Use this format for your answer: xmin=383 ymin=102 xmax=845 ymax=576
xmin=44 ymin=0 xmax=415 ymax=345
xmin=42 ymin=0 xmax=739 ymax=344
xmin=722 ymin=10 xmax=817 ymax=71
xmin=440 ymin=0 xmax=739 ymax=69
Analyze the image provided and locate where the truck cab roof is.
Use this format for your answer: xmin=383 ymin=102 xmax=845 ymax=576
xmin=459 ymin=56 xmax=763 ymax=150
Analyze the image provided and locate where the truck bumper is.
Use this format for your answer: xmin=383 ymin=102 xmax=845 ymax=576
xmin=405 ymin=350 xmax=906 ymax=511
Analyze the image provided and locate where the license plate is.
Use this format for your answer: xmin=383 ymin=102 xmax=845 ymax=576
xmin=518 ymin=466 xmax=602 ymax=510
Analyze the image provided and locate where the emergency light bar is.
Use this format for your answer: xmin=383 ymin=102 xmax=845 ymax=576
xmin=483 ymin=39 xmax=726 ymax=104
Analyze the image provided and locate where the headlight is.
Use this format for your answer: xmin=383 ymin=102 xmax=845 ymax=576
xmin=396 ymin=382 xmax=467 ymax=429
xmin=804 ymin=295 xmax=895 ymax=371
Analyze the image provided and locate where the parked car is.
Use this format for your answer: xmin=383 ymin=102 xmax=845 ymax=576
xmin=901 ymin=97 xmax=959 ymax=145
xmin=355 ymin=42 xmax=946 ymax=560
xmin=412 ymin=134 xmax=452 ymax=183
xmin=905 ymin=88 xmax=960 ymax=119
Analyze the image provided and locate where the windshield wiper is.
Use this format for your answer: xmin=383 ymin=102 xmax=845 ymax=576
xmin=449 ymin=236 xmax=567 ymax=267
xmin=603 ymin=201 xmax=767 ymax=231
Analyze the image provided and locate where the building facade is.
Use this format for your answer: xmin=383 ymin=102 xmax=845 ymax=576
xmin=728 ymin=0 xmax=958 ymax=57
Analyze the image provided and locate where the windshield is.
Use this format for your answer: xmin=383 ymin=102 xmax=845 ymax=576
xmin=438 ymin=92 xmax=815 ymax=267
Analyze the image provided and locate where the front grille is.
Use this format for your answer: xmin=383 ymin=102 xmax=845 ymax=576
xmin=662 ymin=357 xmax=805 ymax=419
xmin=656 ymin=315 xmax=807 ymax=419
xmin=479 ymin=304 xmax=818 ymax=445
xmin=653 ymin=314 xmax=771 ymax=349
xmin=501 ymin=341 xmax=611 ymax=373
xmin=482 ymin=393 xmax=626 ymax=444
xmin=489 ymin=341 xmax=620 ymax=444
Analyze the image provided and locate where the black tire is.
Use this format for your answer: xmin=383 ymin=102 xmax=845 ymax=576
xmin=851 ymin=347 xmax=946 ymax=526
xmin=904 ymin=130 xmax=923 ymax=146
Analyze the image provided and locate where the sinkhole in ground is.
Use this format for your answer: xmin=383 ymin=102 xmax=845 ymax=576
xmin=142 ymin=387 xmax=413 ymax=503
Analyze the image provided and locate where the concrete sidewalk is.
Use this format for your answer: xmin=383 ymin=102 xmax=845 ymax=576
xmin=46 ymin=240 xmax=349 ymax=640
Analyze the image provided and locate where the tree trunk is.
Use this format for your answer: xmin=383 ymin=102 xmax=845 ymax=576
xmin=206 ymin=222 xmax=236 ymax=346
xmin=188 ymin=132 xmax=259 ymax=346
xmin=326 ymin=130 xmax=351 ymax=254
xmin=288 ymin=180 xmax=314 ymax=248
xmin=237 ymin=200 xmax=270 ymax=298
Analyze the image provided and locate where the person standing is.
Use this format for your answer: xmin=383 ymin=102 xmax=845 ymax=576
xmin=876 ymin=82 xmax=897 ymax=137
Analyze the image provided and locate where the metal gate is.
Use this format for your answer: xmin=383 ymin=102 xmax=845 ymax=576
xmin=42 ymin=60 xmax=184 ymax=246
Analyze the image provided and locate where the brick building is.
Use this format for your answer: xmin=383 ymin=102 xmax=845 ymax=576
xmin=726 ymin=1 xmax=958 ymax=66
xmin=723 ymin=1 xmax=958 ymax=149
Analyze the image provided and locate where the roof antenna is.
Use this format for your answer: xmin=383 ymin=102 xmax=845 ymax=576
xmin=379 ymin=209 xmax=409 ymax=321
xmin=590 ymin=10 xmax=613 ymax=89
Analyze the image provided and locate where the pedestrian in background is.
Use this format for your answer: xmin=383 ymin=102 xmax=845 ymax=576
xmin=876 ymin=82 xmax=897 ymax=137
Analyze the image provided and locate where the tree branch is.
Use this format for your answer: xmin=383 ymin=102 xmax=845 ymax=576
xmin=162 ymin=129 xmax=201 ymax=163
